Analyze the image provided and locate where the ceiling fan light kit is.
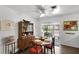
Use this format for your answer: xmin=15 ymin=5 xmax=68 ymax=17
xmin=37 ymin=5 xmax=59 ymax=17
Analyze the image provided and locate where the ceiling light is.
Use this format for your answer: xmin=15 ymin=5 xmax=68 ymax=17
xmin=40 ymin=13 xmax=45 ymax=17
xmin=52 ymin=6 xmax=60 ymax=14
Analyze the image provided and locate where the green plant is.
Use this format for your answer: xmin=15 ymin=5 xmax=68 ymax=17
xmin=43 ymin=25 xmax=49 ymax=32
xmin=43 ymin=25 xmax=49 ymax=37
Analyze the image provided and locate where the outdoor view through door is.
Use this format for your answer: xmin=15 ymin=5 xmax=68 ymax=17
xmin=41 ymin=23 xmax=60 ymax=46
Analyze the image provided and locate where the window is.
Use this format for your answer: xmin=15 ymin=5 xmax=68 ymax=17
xmin=42 ymin=23 xmax=59 ymax=38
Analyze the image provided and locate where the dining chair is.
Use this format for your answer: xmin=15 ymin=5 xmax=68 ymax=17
xmin=44 ymin=37 xmax=55 ymax=54
xmin=29 ymin=39 xmax=43 ymax=54
xmin=29 ymin=45 xmax=43 ymax=54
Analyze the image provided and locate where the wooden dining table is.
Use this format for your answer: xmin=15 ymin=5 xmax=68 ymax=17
xmin=33 ymin=39 xmax=52 ymax=53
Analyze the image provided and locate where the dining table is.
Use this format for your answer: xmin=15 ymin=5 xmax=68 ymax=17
xmin=33 ymin=39 xmax=52 ymax=54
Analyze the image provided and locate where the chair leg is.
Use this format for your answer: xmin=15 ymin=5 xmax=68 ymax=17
xmin=54 ymin=48 xmax=55 ymax=54
xmin=51 ymin=48 xmax=53 ymax=54
xmin=44 ymin=46 xmax=46 ymax=54
xmin=41 ymin=48 xmax=43 ymax=54
xmin=47 ymin=48 xmax=49 ymax=54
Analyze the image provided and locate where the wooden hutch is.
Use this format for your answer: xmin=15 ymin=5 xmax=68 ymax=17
xmin=18 ymin=19 xmax=34 ymax=50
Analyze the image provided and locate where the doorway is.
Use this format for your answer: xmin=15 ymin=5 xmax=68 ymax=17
xmin=41 ymin=23 xmax=60 ymax=47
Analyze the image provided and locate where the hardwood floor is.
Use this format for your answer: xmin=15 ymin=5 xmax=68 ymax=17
xmin=55 ymin=45 xmax=79 ymax=54
xmin=15 ymin=45 xmax=79 ymax=54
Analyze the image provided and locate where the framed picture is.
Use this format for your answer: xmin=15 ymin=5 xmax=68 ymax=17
xmin=0 ymin=20 xmax=15 ymax=31
xmin=64 ymin=21 xmax=78 ymax=31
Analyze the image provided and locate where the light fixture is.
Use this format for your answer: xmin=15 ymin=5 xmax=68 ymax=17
xmin=37 ymin=5 xmax=60 ymax=17
xmin=40 ymin=13 xmax=45 ymax=17
xmin=52 ymin=6 xmax=60 ymax=14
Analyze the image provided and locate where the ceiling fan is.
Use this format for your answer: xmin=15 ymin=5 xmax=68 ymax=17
xmin=36 ymin=5 xmax=57 ymax=17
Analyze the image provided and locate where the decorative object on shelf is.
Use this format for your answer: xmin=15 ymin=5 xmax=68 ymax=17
xmin=0 ymin=20 xmax=15 ymax=31
xmin=64 ymin=21 xmax=78 ymax=31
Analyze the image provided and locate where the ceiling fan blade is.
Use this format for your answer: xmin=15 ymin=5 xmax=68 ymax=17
xmin=51 ymin=5 xmax=57 ymax=9
xmin=36 ymin=5 xmax=45 ymax=13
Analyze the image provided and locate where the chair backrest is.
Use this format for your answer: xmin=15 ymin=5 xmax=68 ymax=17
xmin=52 ymin=37 xmax=55 ymax=47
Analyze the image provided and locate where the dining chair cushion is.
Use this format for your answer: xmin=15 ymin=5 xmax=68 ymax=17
xmin=29 ymin=46 xmax=43 ymax=54
xmin=45 ymin=44 xmax=53 ymax=49
xmin=45 ymin=44 xmax=51 ymax=48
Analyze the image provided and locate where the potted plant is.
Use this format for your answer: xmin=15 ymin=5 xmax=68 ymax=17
xmin=43 ymin=25 xmax=49 ymax=37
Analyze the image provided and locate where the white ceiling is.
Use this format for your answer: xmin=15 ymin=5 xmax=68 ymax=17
xmin=3 ymin=5 xmax=41 ymax=19
xmin=58 ymin=5 xmax=79 ymax=15
xmin=3 ymin=5 xmax=79 ymax=19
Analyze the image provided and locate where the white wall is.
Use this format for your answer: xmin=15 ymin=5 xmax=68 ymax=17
xmin=0 ymin=6 xmax=38 ymax=53
xmin=1 ymin=5 xmax=79 ymax=54
xmin=39 ymin=12 xmax=79 ymax=48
